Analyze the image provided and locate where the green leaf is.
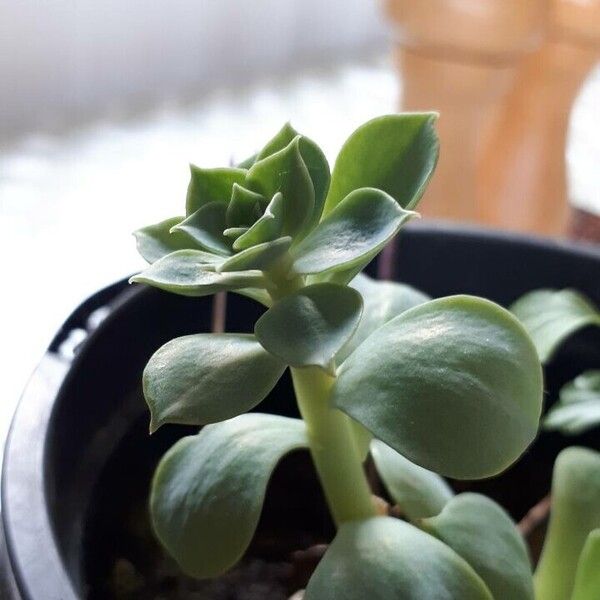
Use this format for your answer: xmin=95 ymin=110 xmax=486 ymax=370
xmin=143 ymin=334 xmax=285 ymax=431
xmin=186 ymin=166 xmax=246 ymax=215
xmin=151 ymin=413 xmax=307 ymax=578
xmin=332 ymin=295 xmax=543 ymax=479
xmin=337 ymin=272 xmax=430 ymax=363
xmin=423 ymin=493 xmax=535 ymax=600
xmin=323 ymin=113 xmax=439 ymax=216
xmin=233 ymin=192 xmax=285 ymax=251
xmin=218 ymin=236 xmax=292 ymax=273
xmin=234 ymin=287 xmax=272 ymax=307
xmin=544 ymin=370 xmax=600 ymax=435
xmin=256 ymin=123 xmax=330 ymax=226
xmin=534 ymin=447 xmax=600 ymax=600
xmin=133 ymin=216 xmax=220 ymax=264
xmin=172 ymin=201 xmax=231 ymax=256
xmin=255 ymin=283 xmax=363 ymax=371
xmin=304 ymin=516 xmax=492 ymax=600
xmin=571 ymin=529 xmax=600 ymax=600
xmin=291 ymin=188 xmax=417 ymax=278
xmin=510 ymin=289 xmax=600 ymax=363
xmin=371 ymin=439 xmax=454 ymax=521
xmin=130 ymin=250 xmax=265 ymax=297
xmin=225 ymin=184 xmax=265 ymax=228
xmin=246 ymin=137 xmax=314 ymax=239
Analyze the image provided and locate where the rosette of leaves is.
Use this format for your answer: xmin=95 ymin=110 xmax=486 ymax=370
xmin=131 ymin=115 xmax=546 ymax=597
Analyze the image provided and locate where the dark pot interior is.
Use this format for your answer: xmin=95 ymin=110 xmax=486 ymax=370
xmin=2 ymin=223 xmax=600 ymax=599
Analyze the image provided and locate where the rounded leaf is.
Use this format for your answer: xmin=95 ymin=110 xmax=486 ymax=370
xmin=186 ymin=166 xmax=246 ymax=215
xmin=323 ymin=113 xmax=439 ymax=216
xmin=571 ymin=529 xmax=600 ymax=600
xmin=511 ymin=289 xmax=600 ymax=363
xmin=233 ymin=192 xmax=285 ymax=251
xmin=130 ymin=250 xmax=265 ymax=297
xmin=151 ymin=414 xmax=308 ymax=578
xmin=291 ymin=188 xmax=416 ymax=277
xmin=172 ymin=201 xmax=231 ymax=256
xmin=143 ymin=333 xmax=285 ymax=430
xmin=304 ymin=516 xmax=492 ymax=600
xmin=218 ymin=236 xmax=292 ymax=273
xmin=332 ymin=295 xmax=543 ymax=479
xmin=423 ymin=493 xmax=535 ymax=600
xmin=371 ymin=439 xmax=454 ymax=521
xmin=255 ymin=283 xmax=363 ymax=371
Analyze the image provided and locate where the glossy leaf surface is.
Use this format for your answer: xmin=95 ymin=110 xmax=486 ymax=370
xmin=151 ymin=414 xmax=307 ymax=578
xmin=304 ymin=517 xmax=492 ymax=600
xmin=511 ymin=289 xmax=600 ymax=363
xmin=172 ymin=201 xmax=231 ymax=256
xmin=246 ymin=138 xmax=314 ymax=238
xmin=292 ymin=188 xmax=416 ymax=277
xmin=130 ymin=250 xmax=264 ymax=297
xmin=534 ymin=447 xmax=600 ymax=600
xmin=255 ymin=283 xmax=363 ymax=371
xmin=323 ymin=113 xmax=439 ymax=215
xmin=218 ymin=236 xmax=291 ymax=273
xmin=338 ymin=273 xmax=430 ymax=362
xmin=225 ymin=184 xmax=264 ymax=228
xmin=333 ymin=295 xmax=543 ymax=479
xmin=371 ymin=439 xmax=453 ymax=521
xmin=143 ymin=334 xmax=285 ymax=431
xmin=186 ymin=166 xmax=246 ymax=215
xmin=544 ymin=370 xmax=600 ymax=435
xmin=233 ymin=192 xmax=284 ymax=251
xmin=423 ymin=493 xmax=535 ymax=600
xmin=571 ymin=529 xmax=600 ymax=600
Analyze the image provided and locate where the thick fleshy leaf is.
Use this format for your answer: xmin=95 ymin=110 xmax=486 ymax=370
xmin=143 ymin=334 xmax=285 ymax=431
xmin=186 ymin=166 xmax=246 ymax=215
xmin=246 ymin=137 xmax=314 ymax=239
xmin=255 ymin=283 xmax=363 ymax=371
xmin=151 ymin=414 xmax=307 ymax=578
xmin=534 ymin=447 xmax=600 ymax=600
xmin=332 ymin=295 xmax=543 ymax=479
xmin=172 ymin=201 xmax=231 ymax=256
xmin=544 ymin=370 xmax=600 ymax=435
xmin=371 ymin=439 xmax=454 ymax=521
xmin=323 ymin=113 xmax=439 ymax=216
xmin=256 ymin=123 xmax=330 ymax=225
xmin=130 ymin=250 xmax=265 ymax=297
xmin=292 ymin=188 xmax=416 ymax=277
xmin=233 ymin=192 xmax=285 ymax=251
xmin=218 ymin=236 xmax=292 ymax=273
xmin=223 ymin=226 xmax=248 ymax=240
xmin=304 ymin=517 xmax=492 ymax=600
xmin=511 ymin=289 xmax=600 ymax=363
xmin=423 ymin=493 xmax=534 ymax=600
xmin=571 ymin=529 xmax=600 ymax=600
xmin=234 ymin=287 xmax=272 ymax=307
xmin=337 ymin=273 xmax=430 ymax=362
xmin=225 ymin=184 xmax=265 ymax=228
xmin=254 ymin=283 xmax=362 ymax=370
xmin=133 ymin=216 xmax=218 ymax=264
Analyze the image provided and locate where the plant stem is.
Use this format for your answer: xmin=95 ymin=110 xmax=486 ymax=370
xmin=291 ymin=366 xmax=377 ymax=526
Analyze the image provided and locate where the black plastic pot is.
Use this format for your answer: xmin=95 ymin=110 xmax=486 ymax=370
xmin=2 ymin=223 xmax=599 ymax=599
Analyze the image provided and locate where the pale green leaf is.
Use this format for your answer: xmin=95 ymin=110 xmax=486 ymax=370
xmin=255 ymin=283 xmax=363 ymax=371
xmin=423 ymin=493 xmax=534 ymax=600
xmin=218 ymin=236 xmax=292 ymax=273
xmin=332 ymin=295 xmax=543 ymax=479
xmin=337 ymin=272 xmax=430 ymax=362
xmin=246 ymin=137 xmax=314 ymax=239
xmin=511 ymin=289 xmax=600 ymax=363
xmin=130 ymin=250 xmax=265 ymax=297
xmin=233 ymin=192 xmax=284 ymax=251
xmin=571 ymin=529 xmax=600 ymax=600
xmin=151 ymin=413 xmax=307 ymax=578
xmin=535 ymin=447 xmax=600 ymax=600
xmin=186 ymin=166 xmax=246 ymax=215
xmin=323 ymin=113 xmax=439 ymax=216
xmin=225 ymin=184 xmax=265 ymax=228
xmin=544 ymin=370 xmax=600 ymax=435
xmin=143 ymin=334 xmax=285 ymax=431
xmin=291 ymin=187 xmax=417 ymax=278
xmin=371 ymin=439 xmax=454 ymax=521
xmin=304 ymin=516 xmax=492 ymax=600
xmin=172 ymin=201 xmax=231 ymax=256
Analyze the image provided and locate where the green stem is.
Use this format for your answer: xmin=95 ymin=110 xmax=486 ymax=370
xmin=291 ymin=366 xmax=377 ymax=526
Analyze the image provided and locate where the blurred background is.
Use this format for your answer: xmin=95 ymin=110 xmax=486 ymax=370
xmin=1 ymin=0 xmax=599 ymax=443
